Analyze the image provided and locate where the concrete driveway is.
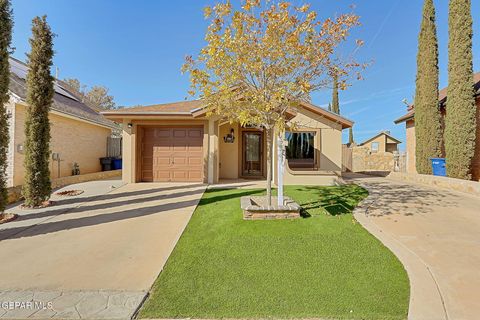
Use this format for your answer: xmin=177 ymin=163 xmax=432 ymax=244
xmin=347 ymin=174 xmax=480 ymax=320
xmin=0 ymin=179 xmax=206 ymax=319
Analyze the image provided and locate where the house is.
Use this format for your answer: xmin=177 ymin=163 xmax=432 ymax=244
xmin=357 ymin=131 xmax=401 ymax=153
xmin=102 ymin=100 xmax=353 ymax=185
xmin=5 ymin=57 xmax=117 ymax=187
xmin=394 ymin=72 xmax=480 ymax=180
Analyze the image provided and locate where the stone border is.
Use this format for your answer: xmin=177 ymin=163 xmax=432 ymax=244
xmin=241 ymin=196 xmax=301 ymax=220
xmin=7 ymin=170 xmax=122 ymax=204
xmin=388 ymin=172 xmax=480 ymax=197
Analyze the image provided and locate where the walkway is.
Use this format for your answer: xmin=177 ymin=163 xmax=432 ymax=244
xmin=347 ymin=174 xmax=480 ymax=320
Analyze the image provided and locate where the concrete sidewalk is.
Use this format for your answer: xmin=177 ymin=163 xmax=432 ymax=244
xmin=0 ymin=180 xmax=206 ymax=319
xmin=347 ymin=174 xmax=480 ymax=320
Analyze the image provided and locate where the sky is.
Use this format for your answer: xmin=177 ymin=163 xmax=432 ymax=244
xmin=10 ymin=0 xmax=480 ymax=149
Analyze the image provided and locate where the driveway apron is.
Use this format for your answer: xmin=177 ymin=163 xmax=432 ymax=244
xmin=348 ymin=174 xmax=480 ymax=320
xmin=0 ymin=179 xmax=206 ymax=319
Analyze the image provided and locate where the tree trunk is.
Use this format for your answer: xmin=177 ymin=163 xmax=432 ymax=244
xmin=277 ymin=130 xmax=285 ymax=206
xmin=266 ymin=127 xmax=273 ymax=207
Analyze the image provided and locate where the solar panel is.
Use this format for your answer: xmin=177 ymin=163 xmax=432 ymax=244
xmin=9 ymin=58 xmax=79 ymax=102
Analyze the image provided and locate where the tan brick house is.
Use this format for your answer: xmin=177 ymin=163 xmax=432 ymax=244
xmin=394 ymin=72 xmax=480 ymax=180
xmin=5 ymin=58 xmax=117 ymax=187
xmin=102 ymin=99 xmax=353 ymax=186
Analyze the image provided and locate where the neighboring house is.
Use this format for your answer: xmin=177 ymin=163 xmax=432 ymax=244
xmin=357 ymin=131 xmax=402 ymax=153
xmin=102 ymin=100 xmax=353 ymax=186
xmin=345 ymin=131 xmax=402 ymax=173
xmin=5 ymin=57 xmax=116 ymax=187
xmin=394 ymin=72 xmax=480 ymax=180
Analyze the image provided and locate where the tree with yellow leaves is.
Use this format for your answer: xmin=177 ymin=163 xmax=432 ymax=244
xmin=183 ymin=0 xmax=363 ymax=205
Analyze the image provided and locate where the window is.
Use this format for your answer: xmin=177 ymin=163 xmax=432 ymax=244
xmin=285 ymin=132 xmax=315 ymax=169
xmin=371 ymin=142 xmax=379 ymax=152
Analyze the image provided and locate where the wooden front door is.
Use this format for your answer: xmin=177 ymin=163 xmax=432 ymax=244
xmin=242 ymin=131 xmax=263 ymax=177
xmin=141 ymin=127 xmax=204 ymax=182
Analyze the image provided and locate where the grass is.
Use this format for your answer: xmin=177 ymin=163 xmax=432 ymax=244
xmin=140 ymin=185 xmax=409 ymax=320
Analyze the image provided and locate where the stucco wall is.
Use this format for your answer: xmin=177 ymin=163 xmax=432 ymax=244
xmin=219 ymin=123 xmax=239 ymax=179
xmin=12 ymin=103 xmax=111 ymax=186
xmin=362 ymin=135 xmax=386 ymax=153
xmin=273 ymin=108 xmax=344 ymax=186
xmin=406 ymin=119 xmax=417 ymax=174
xmin=288 ymin=108 xmax=343 ymax=171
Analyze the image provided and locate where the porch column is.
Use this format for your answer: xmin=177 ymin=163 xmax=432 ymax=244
xmin=122 ymin=119 xmax=136 ymax=184
xmin=207 ymin=119 xmax=218 ymax=184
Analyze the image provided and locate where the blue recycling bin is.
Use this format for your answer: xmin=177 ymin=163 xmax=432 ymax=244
xmin=112 ymin=158 xmax=122 ymax=170
xmin=430 ymin=158 xmax=446 ymax=177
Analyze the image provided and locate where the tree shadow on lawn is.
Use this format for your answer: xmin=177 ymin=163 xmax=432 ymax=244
xmin=289 ymin=185 xmax=368 ymax=217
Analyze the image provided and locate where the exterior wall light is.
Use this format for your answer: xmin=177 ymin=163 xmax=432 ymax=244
xmin=223 ymin=128 xmax=235 ymax=143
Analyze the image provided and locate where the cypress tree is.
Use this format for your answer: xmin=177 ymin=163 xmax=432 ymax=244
xmin=332 ymin=74 xmax=340 ymax=114
xmin=0 ymin=0 xmax=12 ymax=214
xmin=23 ymin=16 xmax=55 ymax=207
xmin=445 ymin=0 xmax=476 ymax=180
xmin=327 ymin=102 xmax=332 ymax=112
xmin=349 ymin=127 xmax=354 ymax=146
xmin=414 ymin=0 xmax=442 ymax=174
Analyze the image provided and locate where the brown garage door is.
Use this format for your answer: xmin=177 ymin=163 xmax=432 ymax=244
xmin=141 ymin=127 xmax=204 ymax=182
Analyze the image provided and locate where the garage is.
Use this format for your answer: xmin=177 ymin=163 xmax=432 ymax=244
xmin=141 ymin=126 xmax=204 ymax=182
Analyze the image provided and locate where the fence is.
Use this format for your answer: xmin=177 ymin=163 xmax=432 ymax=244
xmin=107 ymin=136 xmax=122 ymax=158
xmin=342 ymin=145 xmax=353 ymax=172
xmin=397 ymin=152 xmax=407 ymax=173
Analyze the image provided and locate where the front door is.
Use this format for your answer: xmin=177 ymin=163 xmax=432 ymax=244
xmin=242 ymin=131 xmax=263 ymax=177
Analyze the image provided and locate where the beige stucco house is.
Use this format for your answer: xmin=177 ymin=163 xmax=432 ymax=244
xmin=5 ymin=58 xmax=116 ymax=187
xmin=394 ymin=72 xmax=480 ymax=180
xmin=358 ymin=131 xmax=401 ymax=153
xmin=102 ymin=99 xmax=353 ymax=186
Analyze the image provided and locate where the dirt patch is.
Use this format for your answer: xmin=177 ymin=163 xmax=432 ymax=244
xmin=55 ymin=190 xmax=84 ymax=197
xmin=0 ymin=213 xmax=18 ymax=225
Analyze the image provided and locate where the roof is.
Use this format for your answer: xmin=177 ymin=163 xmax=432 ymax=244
xmin=104 ymin=100 xmax=203 ymax=115
xmin=8 ymin=57 xmax=116 ymax=129
xmin=103 ymin=99 xmax=354 ymax=129
xmin=358 ymin=131 xmax=402 ymax=146
xmin=394 ymin=72 xmax=480 ymax=124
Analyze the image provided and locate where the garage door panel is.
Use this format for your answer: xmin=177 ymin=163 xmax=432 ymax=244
xmin=154 ymin=157 xmax=170 ymax=166
xmin=155 ymin=171 xmax=171 ymax=181
xmin=155 ymin=129 xmax=172 ymax=138
xmin=188 ymin=171 xmax=203 ymax=181
xmin=188 ymin=129 xmax=202 ymax=138
xmin=188 ymin=157 xmax=202 ymax=165
xmin=142 ymin=127 xmax=204 ymax=182
xmin=173 ymin=129 xmax=187 ymax=138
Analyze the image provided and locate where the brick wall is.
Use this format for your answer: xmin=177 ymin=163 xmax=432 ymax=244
xmin=13 ymin=103 xmax=112 ymax=186
xmin=6 ymin=100 xmax=15 ymax=187
xmin=7 ymin=169 xmax=122 ymax=204
xmin=405 ymin=98 xmax=479 ymax=180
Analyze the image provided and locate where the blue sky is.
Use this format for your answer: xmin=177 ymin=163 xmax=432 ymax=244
xmin=10 ymin=0 xmax=480 ymax=149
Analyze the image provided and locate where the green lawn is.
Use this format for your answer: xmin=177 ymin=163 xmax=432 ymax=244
xmin=140 ymin=185 xmax=409 ymax=320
